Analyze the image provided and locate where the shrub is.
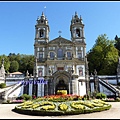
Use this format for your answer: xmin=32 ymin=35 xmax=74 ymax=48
xmin=0 ymin=83 xmax=6 ymax=88
xmin=16 ymin=96 xmax=24 ymax=100
xmin=7 ymin=99 xmax=11 ymax=103
xmin=116 ymin=97 xmax=120 ymax=102
xmin=20 ymin=94 xmax=32 ymax=101
xmin=96 ymin=92 xmax=106 ymax=99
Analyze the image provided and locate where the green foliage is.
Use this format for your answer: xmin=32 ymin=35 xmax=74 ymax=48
xmin=6 ymin=99 xmax=11 ymax=103
xmin=9 ymin=60 xmax=19 ymax=72
xmin=95 ymin=92 xmax=107 ymax=99
xmin=16 ymin=96 xmax=24 ymax=100
xmin=90 ymin=91 xmax=97 ymax=99
xmin=0 ymin=83 xmax=6 ymax=88
xmin=114 ymin=35 xmax=120 ymax=56
xmin=0 ymin=53 xmax=34 ymax=75
xmin=18 ymin=54 xmax=34 ymax=75
xmin=115 ymin=97 xmax=120 ymax=102
xmin=0 ymin=55 xmax=10 ymax=73
xmin=20 ymin=94 xmax=32 ymax=101
xmin=14 ymin=97 xmax=111 ymax=116
xmin=87 ymin=34 xmax=119 ymax=75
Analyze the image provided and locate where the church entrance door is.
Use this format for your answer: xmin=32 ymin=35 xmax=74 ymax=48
xmin=55 ymin=79 xmax=68 ymax=94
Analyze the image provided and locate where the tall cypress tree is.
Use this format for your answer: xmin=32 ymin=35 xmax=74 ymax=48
xmin=114 ymin=35 xmax=120 ymax=56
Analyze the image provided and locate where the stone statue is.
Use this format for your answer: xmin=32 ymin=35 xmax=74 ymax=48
xmin=0 ymin=58 xmax=5 ymax=79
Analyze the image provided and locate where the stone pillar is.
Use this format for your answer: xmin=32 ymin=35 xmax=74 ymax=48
xmin=85 ymin=56 xmax=90 ymax=97
xmin=37 ymin=80 xmax=41 ymax=97
xmin=69 ymin=82 xmax=71 ymax=94
xmin=44 ymin=82 xmax=48 ymax=96
xmin=94 ymin=69 xmax=99 ymax=93
xmin=29 ymin=78 xmax=33 ymax=96
xmin=32 ymin=77 xmax=38 ymax=97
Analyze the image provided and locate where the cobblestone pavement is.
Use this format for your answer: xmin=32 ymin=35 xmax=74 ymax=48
xmin=0 ymin=102 xmax=120 ymax=119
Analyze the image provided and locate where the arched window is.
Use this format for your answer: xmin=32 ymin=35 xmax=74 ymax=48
xmin=39 ymin=29 xmax=44 ymax=38
xmin=57 ymin=48 xmax=63 ymax=59
xmin=78 ymin=67 xmax=83 ymax=76
xmin=40 ymin=20 xmax=44 ymax=24
xmin=80 ymin=27 xmax=82 ymax=37
xmin=38 ymin=68 xmax=43 ymax=77
xmin=78 ymin=52 xmax=82 ymax=59
xmin=67 ymin=52 xmax=72 ymax=59
xmin=37 ymin=52 xmax=43 ymax=61
xmin=50 ymin=52 xmax=55 ymax=60
xmin=76 ymin=28 xmax=80 ymax=37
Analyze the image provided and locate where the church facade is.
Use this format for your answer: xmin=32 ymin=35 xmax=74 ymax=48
xmin=33 ymin=11 xmax=90 ymax=97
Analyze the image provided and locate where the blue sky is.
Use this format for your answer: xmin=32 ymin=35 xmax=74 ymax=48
xmin=0 ymin=1 xmax=120 ymax=56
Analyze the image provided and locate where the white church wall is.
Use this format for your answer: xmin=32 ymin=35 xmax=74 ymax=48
xmin=79 ymin=81 xmax=86 ymax=96
xmin=72 ymin=80 xmax=78 ymax=95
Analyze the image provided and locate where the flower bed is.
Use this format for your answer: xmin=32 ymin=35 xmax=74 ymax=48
xmin=102 ymin=97 xmax=120 ymax=102
xmin=2 ymin=99 xmax=24 ymax=104
xmin=13 ymin=95 xmax=111 ymax=116
xmin=11 ymin=99 xmax=24 ymax=103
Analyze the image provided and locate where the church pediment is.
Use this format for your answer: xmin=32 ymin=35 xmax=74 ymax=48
xmin=48 ymin=37 xmax=73 ymax=45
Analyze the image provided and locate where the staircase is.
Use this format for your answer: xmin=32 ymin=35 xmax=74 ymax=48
xmin=0 ymin=83 xmax=22 ymax=102
xmin=98 ymin=78 xmax=120 ymax=98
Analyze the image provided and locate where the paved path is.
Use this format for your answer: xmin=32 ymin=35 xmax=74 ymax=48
xmin=0 ymin=102 xmax=120 ymax=119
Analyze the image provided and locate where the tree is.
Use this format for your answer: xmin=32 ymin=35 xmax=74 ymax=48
xmin=18 ymin=55 xmax=34 ymax=75
xmin=0 ymin=55 xmax=10 ymax=73
xmin=8 ymin=53 xmax=21 ymax=62
xmin=114 ymin=35 xmax=120 ymax=56
xmin=87 ymin=34 xmax=119 ymax=75
xmin=9 ymin=60 xmax=19 ymax=73
xmin=0 ymin=54 xmax=34 ymax=74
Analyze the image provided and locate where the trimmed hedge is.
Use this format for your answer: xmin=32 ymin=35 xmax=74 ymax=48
xmin=95 ymin=92 xmax=107 ymax=99
xmin=16 ymin=94 xmax=32 ymax=101
xmin=0 ymin=83 xmax=6 ymax=88
xmin=13 ymin=99 xmax=111 ymax=116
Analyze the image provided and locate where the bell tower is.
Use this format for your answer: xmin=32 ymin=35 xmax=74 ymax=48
xmin=33 ymin=12 xmax=50 ymax=77
xmin=35 ymin=12 xmax=50 ymax=43
xmin=70 ymin=12 xmax=85 ymax=43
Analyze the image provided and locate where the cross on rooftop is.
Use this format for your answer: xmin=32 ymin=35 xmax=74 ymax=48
xmin=58 ymin=31 xmax=62 ymax=37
